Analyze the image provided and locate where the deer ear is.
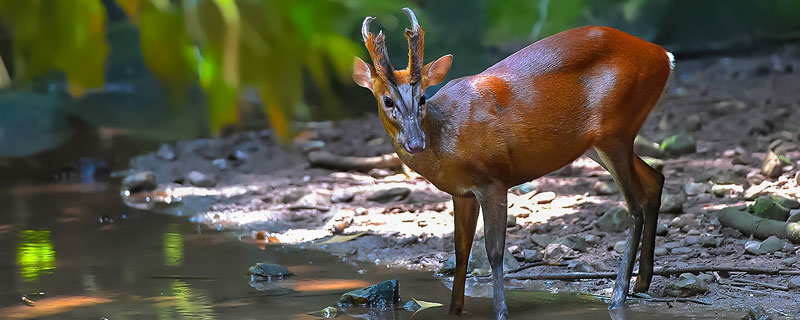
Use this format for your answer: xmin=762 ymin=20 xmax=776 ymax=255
xmin=352 ymin=57 xmax=374 ymax=92
xmin=423 ymin=54 xmax=452 ymax=87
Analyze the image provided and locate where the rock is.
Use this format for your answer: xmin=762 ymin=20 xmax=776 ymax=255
xmin=122 ymin=171 xmax=157 ymax=193
xmin=788 ymin=209 xmax=800 ymax=223
xmin=660 ymin=193 xmax=685 ymax=213
xmin=331 ymin=189 xmax=355 ymax=203
xmin=765 ymin=195 xmax=800 ymax=209
xmin=762 ymin=151 xmax=783 ymax=178
xmin=367 ymin=187 xmax=411 ymax=203
xmin=654 ymin=247 xmax=668 ymax=256
xmin=249 ymin=263 xmax=294 ymax=279
xmin=711 ymin=184 xmax=744 ymax=197
xmin=685 ymin=236 xmax=701 ymax=246
xmin=212 ymin=158 xmax=227 ymax=169
xmin=760 ymin=236 xmax=789 ymax=253
xmin=634 ymin=136 xmax=664 ymax=158
xmin=583 ymin=234 xmax=600 ymax=244
xmin=523 ymin=249 xmax=543 ymax=263
xmin=749 ymin=196 xmax=792 ymax=221
xmin=543 ymin=243 xmax=576 ymax=261
xmin=781 ymin=257 xmax=798 ymax=267
xmin=339 ymin=279 xmax=401 ymax=308
xmin=530 ymin=233 xmax=556 ymax=247
xmin=662 ymin=242 xmax=682 ymax=250
xmin=788 ymin=277 xmax=800 ymax=289
xmin=656 ymin=223 xmax=669 ymax=236
xmin=743 ymin=182 xmax=771 ymax=200
xmin=660 ymin=134 xmax=696 ymax=157
xmin=156 ymin=144 xmax=176 ymax=161
xmin=745 ymin=240 xmax=767 ymax=255
xmin=506 ymin=214 xmax=517 ymax=227
xmin=684 ymin=114 xmax=702 ymax=132
xmin=662 ymin=273 xmax=710 ymax=297
xmin=368 ymin=168 xmax=393 ymax=178
xmin=741 ymin=305 xmax=771 ymax=320
xmin=300 ymin=140 xmax=326 ymax=153
xmin=186 ymin=171 xmax=216 ymax=187
xmin=696 ymin=273 xmax=716 ymax=285
xmin=568 ymin=260 xmax=594 ymax=272
xmin=671 ymin=247 xmax=693 ymax=255
xmin=593 ymin=180 xmax=618 ymax=195
xmin=403 ymin=300 xmax=421 ymax=312
xmin=669 ymin=213 xmax=699 ymax=231
xmin=531 ymin=191 xmax=556 ymax=204
xmin=552 ymin=235 xmax=590 ymax=252
xmin=711 ymin=170 xmax=745 ymax=185
xmin=684 ymin=182 xmax=708 ymax=196
xmin=613 ymin=240 xmax=627 ymax=254
xmin=597 ymin=207 xmax=632 ymax=233
xmin=439 ymin=239 xmax=519 ymax=275
xmin=282 ymin=188 xmax=310 ymax=203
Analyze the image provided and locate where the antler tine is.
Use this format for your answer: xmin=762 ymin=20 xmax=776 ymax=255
xmin=402 ymin=8 xmax=419 ymax=32
xmin=361 ymin=16 xmax=375 ymax=43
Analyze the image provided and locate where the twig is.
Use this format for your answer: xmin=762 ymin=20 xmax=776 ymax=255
xmin=308 ymin=151 xmax=402 ymax=171
xmin=630 ymin=292 xmax=710 ymax=306
xmin=732 ymin=278 xmax=789 ymax=291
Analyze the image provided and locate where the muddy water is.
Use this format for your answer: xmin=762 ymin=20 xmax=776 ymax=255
xmin=0 ymin=181 xmax=739 ymax=319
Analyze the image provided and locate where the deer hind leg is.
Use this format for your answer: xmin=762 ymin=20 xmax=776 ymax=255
xmin=593 ymin=145 xmax=644 ymax=310
xmin=632 ymin=154 xmax=664 ymax=293
xmin=449 ymin=195 xmax=480 ymax=315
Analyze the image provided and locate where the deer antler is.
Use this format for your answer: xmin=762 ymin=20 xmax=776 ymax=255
xmin=403 ymin=8 xmax=424 ymax=84
xmin=362 ymin=16 xmax=396 ymax=85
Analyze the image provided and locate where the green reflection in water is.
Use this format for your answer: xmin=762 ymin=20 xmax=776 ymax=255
xmin=17 ymin=230 xmax=56 ymax=282
xmin=163 ymin=224 xmax=183 ymax=266
xmin=156 ymin=280 xmax=215 ymax=320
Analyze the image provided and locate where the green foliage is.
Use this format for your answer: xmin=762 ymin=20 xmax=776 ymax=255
xmin=0 ymin=0 xmax=109 ymax=96
xmin=0 ymin=0 xmax=407 ymax=139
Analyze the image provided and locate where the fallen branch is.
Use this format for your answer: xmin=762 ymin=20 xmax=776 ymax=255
xmin=504 ymin=266 xmax=800 ymax=281
xmin=718 ymin=207 xmax=800 ymax=243
xmin=308 ymin=151 xmax=402 ymax=172
xmin=506 ymin=261 xmax=566 ymax=274
xmin=630 ymin=292 xmax=710 ymax=305
xmin=731 ymin=278 xmax=789 ymax=291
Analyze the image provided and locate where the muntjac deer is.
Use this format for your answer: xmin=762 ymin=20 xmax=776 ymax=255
xmin=353 ymin=8 xmax=673 ymax=319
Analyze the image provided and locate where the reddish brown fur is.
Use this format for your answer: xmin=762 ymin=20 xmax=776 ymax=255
xmin=395 ymin=26 xmax=672 ymax=196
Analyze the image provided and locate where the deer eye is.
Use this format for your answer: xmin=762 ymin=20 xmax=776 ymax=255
xmin=383 ymin=96 xmax=394 ymax=108
xmin=419 ymin=95 xmax=426 ymax=105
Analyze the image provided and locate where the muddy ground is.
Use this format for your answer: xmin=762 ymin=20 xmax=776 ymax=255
xmin=123 ymin=46 xmax=800 ymax=317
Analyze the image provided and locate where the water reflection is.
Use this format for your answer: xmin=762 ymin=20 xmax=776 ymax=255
xmin=155 ymin=280 xmax=215 ymax=320
xmin=163 ymin=224 xmax=184 ymax=266
xmin=17 ymin=229 xmax=55 ymax=282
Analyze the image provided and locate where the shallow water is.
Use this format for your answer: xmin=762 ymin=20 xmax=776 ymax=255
xmin=0 ymin=181 xmax=744 ymax=319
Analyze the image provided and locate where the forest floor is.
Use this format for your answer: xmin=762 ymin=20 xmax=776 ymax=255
xmin=124 ymin=46 xmax=800 ymax=317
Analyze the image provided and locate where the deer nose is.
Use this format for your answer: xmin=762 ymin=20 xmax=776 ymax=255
xmin=404 ymin=138 xmax=426 ymax=154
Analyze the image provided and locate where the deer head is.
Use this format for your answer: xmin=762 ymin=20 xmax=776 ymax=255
xmin=353 ymin=8 xmax=453 ymax=155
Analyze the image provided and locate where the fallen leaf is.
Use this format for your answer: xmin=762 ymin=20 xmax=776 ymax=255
xmin=411 ymin=297 xmax=443 ymax=315
xmin=316 ymin=232 xmax=367 ymax=244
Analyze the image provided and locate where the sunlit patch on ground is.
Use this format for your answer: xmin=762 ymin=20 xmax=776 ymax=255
xmin=1 ymin=295 xmax=113 ymax=319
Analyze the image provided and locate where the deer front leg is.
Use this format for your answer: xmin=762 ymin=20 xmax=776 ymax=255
xmin=449 ymin=194 xmax=480 ymax=315
xmin=476 ymin=185 xmax=509 ymax=320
